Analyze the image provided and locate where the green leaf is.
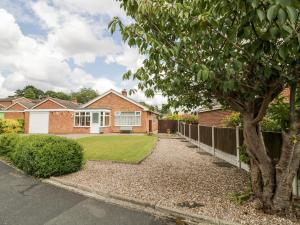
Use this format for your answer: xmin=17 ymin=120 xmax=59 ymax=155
xmin=251 ymin=0 xmax=259 ymax=9
xmin=279 ymin=46 xmax=288 ymax=59
xmin=286 ymin=6 xmax=298 ymax=24
xmin=297 ymin=33 xmax=300 ymax=47
xmin=270 ymin=26 xmax=279 ymax=38
xmin=277 ymin=8 xmax=287 ymax=23
xmin=267 ymin=5 xmax=279 ymax=22
xmin=257 ymin=9 xmax=265 ymax=22
xmin=282 ymin=25 xmax=293 ymax=33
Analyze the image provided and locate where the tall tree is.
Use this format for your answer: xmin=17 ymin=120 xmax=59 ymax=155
xmin=71 ymin=88 xmax=98 ymax=104
xmin=45 ymin=91 xmax=71 ymax=100
xmin=111 ymin=0 xmax=300 ymax=213
xmin=15 ymin=85 xmax=45 ymax=99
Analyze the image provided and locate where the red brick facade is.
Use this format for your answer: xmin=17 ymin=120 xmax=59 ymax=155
xmin=86 ymin=93 xmax=156 ymax=133
xmin=35 ymin=100 xmax=64 ymax=109
xmin=23 ymin=91 xmax=158 ymax=134
xmin=198 ymin=109 xmax=232 ymax=127
xmin=3 ymin=103 xmax=26 ymax=120
xmin=4 ymin=112 xmax=25 ymax=120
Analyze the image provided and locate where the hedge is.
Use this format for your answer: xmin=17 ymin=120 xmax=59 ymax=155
xmin=0 ymin=133 xmax=20 ymax=157
xmin=0 ymin=135 xmax=83 ymax=178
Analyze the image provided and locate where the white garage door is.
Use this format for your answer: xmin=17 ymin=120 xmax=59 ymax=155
xmin=29 ymin=112 xmax=49 ymax=134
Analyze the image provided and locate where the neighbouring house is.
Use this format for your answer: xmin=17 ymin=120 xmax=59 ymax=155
xmin=197 ymin=88 xmax=291 ymax=127
xmin=198 ymin=105 xmax=232 ymax=127
xmin=0 ymin=97 xmax=35 ymax=120
xmin=11 ymin=89 xmax=159 ymax=134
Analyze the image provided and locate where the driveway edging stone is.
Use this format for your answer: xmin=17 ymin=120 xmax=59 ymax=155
xmin=44 ymin=177 xmax=241 ymax=225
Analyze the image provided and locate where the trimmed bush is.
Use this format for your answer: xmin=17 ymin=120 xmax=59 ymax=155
xmin=0 ymin=133 xmax=20 ymax=157
xmin=11 ymin=135 xmax=83 ymax=178
xmin=0 ymin=119 xmax=24 ymax=134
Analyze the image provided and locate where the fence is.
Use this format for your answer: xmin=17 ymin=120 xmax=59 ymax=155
xmin=158 ymin=120 xmax=178 ymax=133
xmin=177 ymin=121 xmax=300 ymax=197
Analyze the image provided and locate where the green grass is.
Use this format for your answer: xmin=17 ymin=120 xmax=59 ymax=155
xmin=77 ymin=135 xmax=157 ymax=164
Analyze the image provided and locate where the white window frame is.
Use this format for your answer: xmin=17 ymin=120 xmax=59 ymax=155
xmin=99 ymin=111 xmax=111 ymax=127
xmin=74 ymin=110 xmax=111 ymax=128
xmin=115 ymin=111 xmax=142 ymax=127
xmin=74 ymin=111 xmax=91 ymax=127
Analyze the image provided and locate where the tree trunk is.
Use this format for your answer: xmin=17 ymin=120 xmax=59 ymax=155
xmin=243 ymin=114 xmax=275 ymax=209
xmin=243 ymin=114 xmax=300 ymax=213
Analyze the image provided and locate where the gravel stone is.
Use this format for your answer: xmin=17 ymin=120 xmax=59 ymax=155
xmin=56 ymin=136 xmax=300 ymax=225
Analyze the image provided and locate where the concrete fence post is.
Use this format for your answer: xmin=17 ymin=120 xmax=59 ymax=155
xmin=183 ymin=122 xmax=186 ymax=137
xmin=189 ymin=124 xmax=191 ymax=141
xmin=198 ymin=124 xmax=200 ymax=149
xmin=212 ymin=126 xmax=215 ymax=155
xmin=293 ymin=175 xmax=298 ymax=197
xmin=236 ymin=126 xmax=241 ymax=168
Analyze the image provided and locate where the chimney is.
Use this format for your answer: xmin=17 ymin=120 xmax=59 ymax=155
xmin=121 ymin=89 xmax=127 ymax=97
xmin=71 ymin=97 xmax=78 ymax=104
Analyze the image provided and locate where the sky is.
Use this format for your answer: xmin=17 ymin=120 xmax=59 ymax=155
xmin=0 ymin=0 xmax=167 ymax=106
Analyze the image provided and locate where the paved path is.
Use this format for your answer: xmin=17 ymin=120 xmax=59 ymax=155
xmin=0 ymin=161 xmax=173 ymax=225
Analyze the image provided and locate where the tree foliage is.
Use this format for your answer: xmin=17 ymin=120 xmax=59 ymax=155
xmin=71 ymin=88 xmax=99 ymax=104
xmin=14 ymin=85 xmax=100 ymax=103
xmin=111 ymin=0 xmax=300 ymax=213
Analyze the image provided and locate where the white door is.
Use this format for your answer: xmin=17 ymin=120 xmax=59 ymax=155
xmin=90 ymin=112 xmax=99 ymax=134
xmin=29 ymin=112 xmax=49 ymax=134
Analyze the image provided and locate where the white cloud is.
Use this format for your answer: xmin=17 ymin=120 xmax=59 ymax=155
xmin=106 ymin=45 xmax=145 ymax=72
xmin=0 ymin=9 xmax=112 ymax=94
xmin=52 ymin=0 xmax=126 ymax=19
xmin=0 ymin=2 xmax=163 ymax=106
xmin=130 ymin=89 xmax=168 ymax=106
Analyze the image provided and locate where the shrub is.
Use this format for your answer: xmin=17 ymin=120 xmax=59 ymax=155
xmin=0 ymin=119 xmax=24 ymax=134
xmin=11 ymin=135 xmax=83 ymax=178
xmin=0 ymin=133 xmax=20 ymax=157
xmin=165 ymin=114 xmax=198 ymax=123
xmin=223 ymin=112 xmax=242 ymax=127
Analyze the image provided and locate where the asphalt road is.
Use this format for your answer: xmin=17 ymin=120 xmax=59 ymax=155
xmin=0 ymin=161 xmax=174 ymax=225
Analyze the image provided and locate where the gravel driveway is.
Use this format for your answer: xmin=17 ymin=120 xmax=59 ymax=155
xmin=55 ymin=135 xmax=299 ymax=225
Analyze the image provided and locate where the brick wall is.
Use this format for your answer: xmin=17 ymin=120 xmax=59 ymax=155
xmin=198 ymin=110 xmax=232 ymax=127
xmin=87 ymin=93 xmax=154 ymax=133
xmin=35 ymin=100 xmax=64 ymax=109
xmin=48 ymin=111 xmax=73 ymax=134
xmin=24 ymin=112 xmax=29 ymax=133
xmin=4 ymin=112 xmax=25 ymax=120
xmin=7 ymin=103 xmax=26 ymax=110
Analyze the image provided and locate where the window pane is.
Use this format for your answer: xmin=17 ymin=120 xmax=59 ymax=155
xmin=86 ymin=116 xmax=90 ymax=126
xmin=92 ymin=113 xmax=99 ymax=123
xmin=75 ymin=116 xmax=80 ymax=126
xmin=105 ymin=115 xmax=109 ymax=126
xmin=80 ymin=115 xmax=85 ymax=126
xmin=100 ymin=114 xmax=104 ymax=126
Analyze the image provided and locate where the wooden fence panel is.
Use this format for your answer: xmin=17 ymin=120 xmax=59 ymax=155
xmin=158 ymin=120 xmax=178 ymax=133
xmin=191 ymin=124 xmax=198 ymax=141
xmin=185 ymin=123 xmax=190 ymax=138
xmin=238 ymin=129 xmax=282 ymax=162
xmin=214 ymin=127 xmax=237 ymax=155
xmin=199 ymin=126 xmax=212 ymax=146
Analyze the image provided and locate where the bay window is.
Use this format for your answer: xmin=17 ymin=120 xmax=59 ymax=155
xmin=100 ymin=112 xmax=110 ymax=127
xmin=75 ymin=112 xmax=90 ymax=127
xmin=115 ymin=111 xmax=141 ymax=126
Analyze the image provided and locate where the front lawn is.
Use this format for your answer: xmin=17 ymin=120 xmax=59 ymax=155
xmin=78 ymin=135 xmax=157 ymax=163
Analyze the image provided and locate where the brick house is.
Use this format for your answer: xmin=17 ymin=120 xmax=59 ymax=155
xmin=0 ymin=97 xmax=35 ymax=120
xmin=20 ymin=89 xmax=158 ymax=134
xmin=197 ymin=88 xmax=290 ymax=127
xmin=198 ymin=105 xmax=232 ymax=127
